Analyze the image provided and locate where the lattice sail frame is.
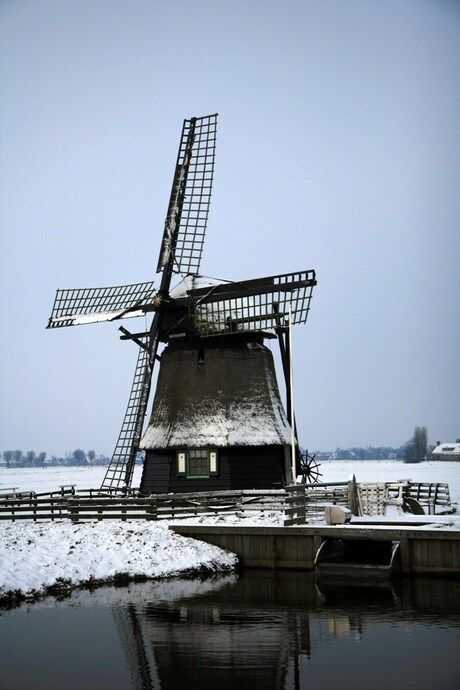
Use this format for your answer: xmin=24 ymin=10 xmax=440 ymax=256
xmin=47 ymin=281 xmax=156 ymax=328
xmin=157 ymin=114 xmax=217 ymax=276
xmin=191 ymin=270 xmax=316 ymax=336
xmin=100 ymin=340 xmax=150 ymax=492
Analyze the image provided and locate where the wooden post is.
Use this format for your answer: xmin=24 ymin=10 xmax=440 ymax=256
xmin=347 ymin=474 xmax=361 ymax=516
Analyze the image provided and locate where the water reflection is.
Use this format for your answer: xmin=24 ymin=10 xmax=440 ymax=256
xmin=1 ymin=572 xmax=460 ymax=690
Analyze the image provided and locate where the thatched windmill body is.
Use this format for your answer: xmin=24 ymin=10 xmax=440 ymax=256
xmin=47 ymin=114 xmax=318 ymax=494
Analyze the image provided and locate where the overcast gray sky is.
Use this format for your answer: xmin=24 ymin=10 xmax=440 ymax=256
xmin=1 ymin=0 xmax=459 ymax=457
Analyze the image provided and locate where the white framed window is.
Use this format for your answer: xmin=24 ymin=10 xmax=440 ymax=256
xmin=176 ymin=449 xmax=218 ymax=478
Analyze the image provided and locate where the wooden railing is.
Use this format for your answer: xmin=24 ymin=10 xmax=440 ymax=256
xmin=284 ymin=482 xmax=351 ymax=525
xmin=0 ymin=482 xmax=454 ymax=524
xmin=284 ymin=480 xmax=454 ymax=525
xmin=403 ymin=482 xmax=452 ymax=514
xmin=0 ymin=489 xmax=286 ymax=523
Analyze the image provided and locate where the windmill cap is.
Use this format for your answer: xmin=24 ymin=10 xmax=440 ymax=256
xmin=169 ymin=274 xmax=231 ymax=299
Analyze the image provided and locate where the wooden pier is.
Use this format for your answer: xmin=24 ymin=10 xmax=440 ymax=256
xmin=171 ymin=522 xmax=460 ymax=576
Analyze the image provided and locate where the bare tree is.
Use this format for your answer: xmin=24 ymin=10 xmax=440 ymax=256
xmin=72 ymin=448 xmax=87 ymax=466
xmin=87 ymin=450 xmax=96 ymax=468
xmin=414 ymin=426 xmax=428 ymax=460
xmin=405 ymin=426 xmax=428 ymax=462
xmin=12 ymin=450 xmax=23 ymax=467
xmin=3 ymin=450 xmax=13 ymax=468
xmin=35 ymin=452 xmax=47 ymax=468
xmin=25 ymin=451 xmax=36 ymax=467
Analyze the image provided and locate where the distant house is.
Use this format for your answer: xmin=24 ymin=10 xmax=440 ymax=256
xmin=431 ymin=442 xmax=460 ymax=462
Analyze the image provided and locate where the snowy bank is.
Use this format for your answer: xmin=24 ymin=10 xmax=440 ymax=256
xmin=0 ymin=521 xmax=237 ymax=603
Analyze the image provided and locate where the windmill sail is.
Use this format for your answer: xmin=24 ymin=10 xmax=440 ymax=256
xmin=188 ymin=270 xmax=317 ymax=336
xmin=100 ymin=114 xmax=218 ymax=493
xmin=157 ymin=114 xmax=217 ymax=276
xmin=100 ymin=340 xmax=150 ymax=492
xmin=47 ymin=281 xmax=156 ymax=328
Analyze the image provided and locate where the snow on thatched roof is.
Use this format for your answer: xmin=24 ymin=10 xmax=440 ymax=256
xmin=140 ymin=342 xmax=291 ymax=449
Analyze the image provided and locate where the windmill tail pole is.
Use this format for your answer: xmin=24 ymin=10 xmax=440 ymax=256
xmin=288 ymin=305 xmax=296 ymax=484
xmin=273 ymin=301 xmax=299 ymax=484
xmin=273 ymin=301 xmax=290 ymax=419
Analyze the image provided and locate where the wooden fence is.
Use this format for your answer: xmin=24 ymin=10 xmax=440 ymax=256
xmin=0 ymin=489 xmax=286 ymax=523
xmin=0 ymin=482 xmax=453 ymax=524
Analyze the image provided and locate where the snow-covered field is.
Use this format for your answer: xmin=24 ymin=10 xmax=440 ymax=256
xmin=1 ymin=460 xmax=459 ymax=502
xmin=0 ymin=464 xmax=144 ymax=496
xmin=1 ymin=461 xmax=459 ymax=602
xmin=320 ymin=459 xmax=460 ymax=505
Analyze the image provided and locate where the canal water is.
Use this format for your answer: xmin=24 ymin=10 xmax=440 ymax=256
xmin=1 ymin=570 xmax=459 ymax=690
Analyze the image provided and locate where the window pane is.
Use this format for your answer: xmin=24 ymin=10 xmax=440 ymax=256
xmin=188 ymin=450 xmax=209 ymax=476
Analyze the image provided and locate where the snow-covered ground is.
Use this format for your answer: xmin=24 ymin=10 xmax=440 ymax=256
xmin=1 ymin=461 xmax=459 ymax=602
xmin=320 ymin=459 xmax=460 ymax=505
xmin=0 ymin=464 xmax=143 ymax=496
xmin=1 ymin=460 xmax=459 ymax=502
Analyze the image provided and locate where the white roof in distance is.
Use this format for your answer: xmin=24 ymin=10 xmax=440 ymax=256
xmin=432 ymin=442 xmax=460 ymax=455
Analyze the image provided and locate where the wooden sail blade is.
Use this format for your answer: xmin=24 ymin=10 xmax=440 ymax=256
xmin=47 ymin=281 xmax=157 ymax=328
xmin=190 ymin=270 xmax=316 ymax=336
xmin=157 ymin=114 xmax=218 ymax=276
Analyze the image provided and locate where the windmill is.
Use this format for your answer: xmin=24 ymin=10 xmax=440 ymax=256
xmin=47 ymin=114 xmax=319 ymax=494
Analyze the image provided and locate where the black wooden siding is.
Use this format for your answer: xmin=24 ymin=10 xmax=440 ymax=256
xmin=139 ymin=446 xmax=288 ymax=495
